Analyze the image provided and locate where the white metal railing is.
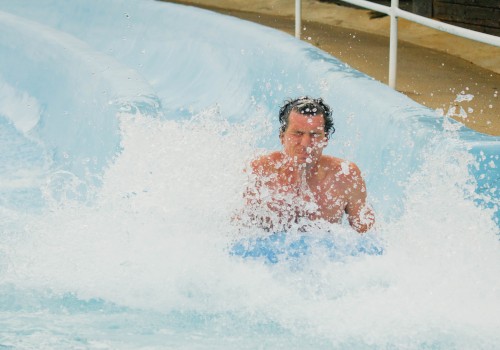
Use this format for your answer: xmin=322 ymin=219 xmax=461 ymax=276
xmin=294 ymin=0 xmax=500 ymax=89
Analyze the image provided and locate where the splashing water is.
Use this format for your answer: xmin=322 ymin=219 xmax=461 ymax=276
xmin=0 ymin=0 xmax=499 ymax=349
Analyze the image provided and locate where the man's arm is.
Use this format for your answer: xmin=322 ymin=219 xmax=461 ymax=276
xmin=239 ymin=156 xmax=277 ymax=231
xmin=345 ymin=163 xmax=375 ymax=233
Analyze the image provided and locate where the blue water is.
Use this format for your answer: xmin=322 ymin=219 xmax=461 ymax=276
xmin=1 ymin=0 xmax=499 ymax=349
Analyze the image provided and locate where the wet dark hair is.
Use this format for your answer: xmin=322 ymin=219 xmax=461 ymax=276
xmin=278 ymin=96 xmax=335 ymax=138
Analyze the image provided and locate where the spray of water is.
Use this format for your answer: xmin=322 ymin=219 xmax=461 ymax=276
xmin=1 ymin=106 xmax=499 ymax=348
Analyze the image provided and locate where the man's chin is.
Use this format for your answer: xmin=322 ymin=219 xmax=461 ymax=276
xmin=284 ymin=153 xmax=317 ymax=165
xmin=294 ymin=155 xmax=314 ymax=164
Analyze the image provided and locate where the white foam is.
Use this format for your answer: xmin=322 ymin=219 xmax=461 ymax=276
xmin=2 ymin=112 xmax=499 ymax=348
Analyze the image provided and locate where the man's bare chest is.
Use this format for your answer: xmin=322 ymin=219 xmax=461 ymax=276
xmin=262 ymin=176 xmax=347 ymax=220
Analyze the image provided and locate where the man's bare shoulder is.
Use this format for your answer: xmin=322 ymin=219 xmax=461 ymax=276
xmin=321 ymin=156 xmax=362 ymax=179
xmin=250 ymin=152 xmax=283 ymax=174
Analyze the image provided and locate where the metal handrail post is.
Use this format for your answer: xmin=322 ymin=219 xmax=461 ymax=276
xmin=388 ymin=0 xmax=399 ymax=88
xmin=295 ymin=0 xmax=301 ymax=39
xmin=293 ymin=0 xmax=499 ymax=88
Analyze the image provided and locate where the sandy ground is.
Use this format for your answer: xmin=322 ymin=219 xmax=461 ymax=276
xmin=164 ymin=0 xmax=499 ymax=136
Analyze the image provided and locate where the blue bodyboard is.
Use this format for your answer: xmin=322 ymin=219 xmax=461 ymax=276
xmin=230 ymin=232 xmax=384 ymax=264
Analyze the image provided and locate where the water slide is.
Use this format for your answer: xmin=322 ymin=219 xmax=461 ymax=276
xmin=0 ymin=0 xmax=499 ymax=348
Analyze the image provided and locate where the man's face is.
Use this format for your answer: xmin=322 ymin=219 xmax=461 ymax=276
xmin=280 ymin=110 xmax=328 ymax=166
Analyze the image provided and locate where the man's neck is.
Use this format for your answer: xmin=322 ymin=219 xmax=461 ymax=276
xmin=280 ymin=155 xmax=320 ymax=182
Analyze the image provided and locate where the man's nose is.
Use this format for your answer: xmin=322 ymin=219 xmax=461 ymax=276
xmin=300 ymin=134 xmax=313 ymax=147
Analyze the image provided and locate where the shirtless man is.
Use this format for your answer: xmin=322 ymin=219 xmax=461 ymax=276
xmin=244 ymin=97 xmax=375 ymax=233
